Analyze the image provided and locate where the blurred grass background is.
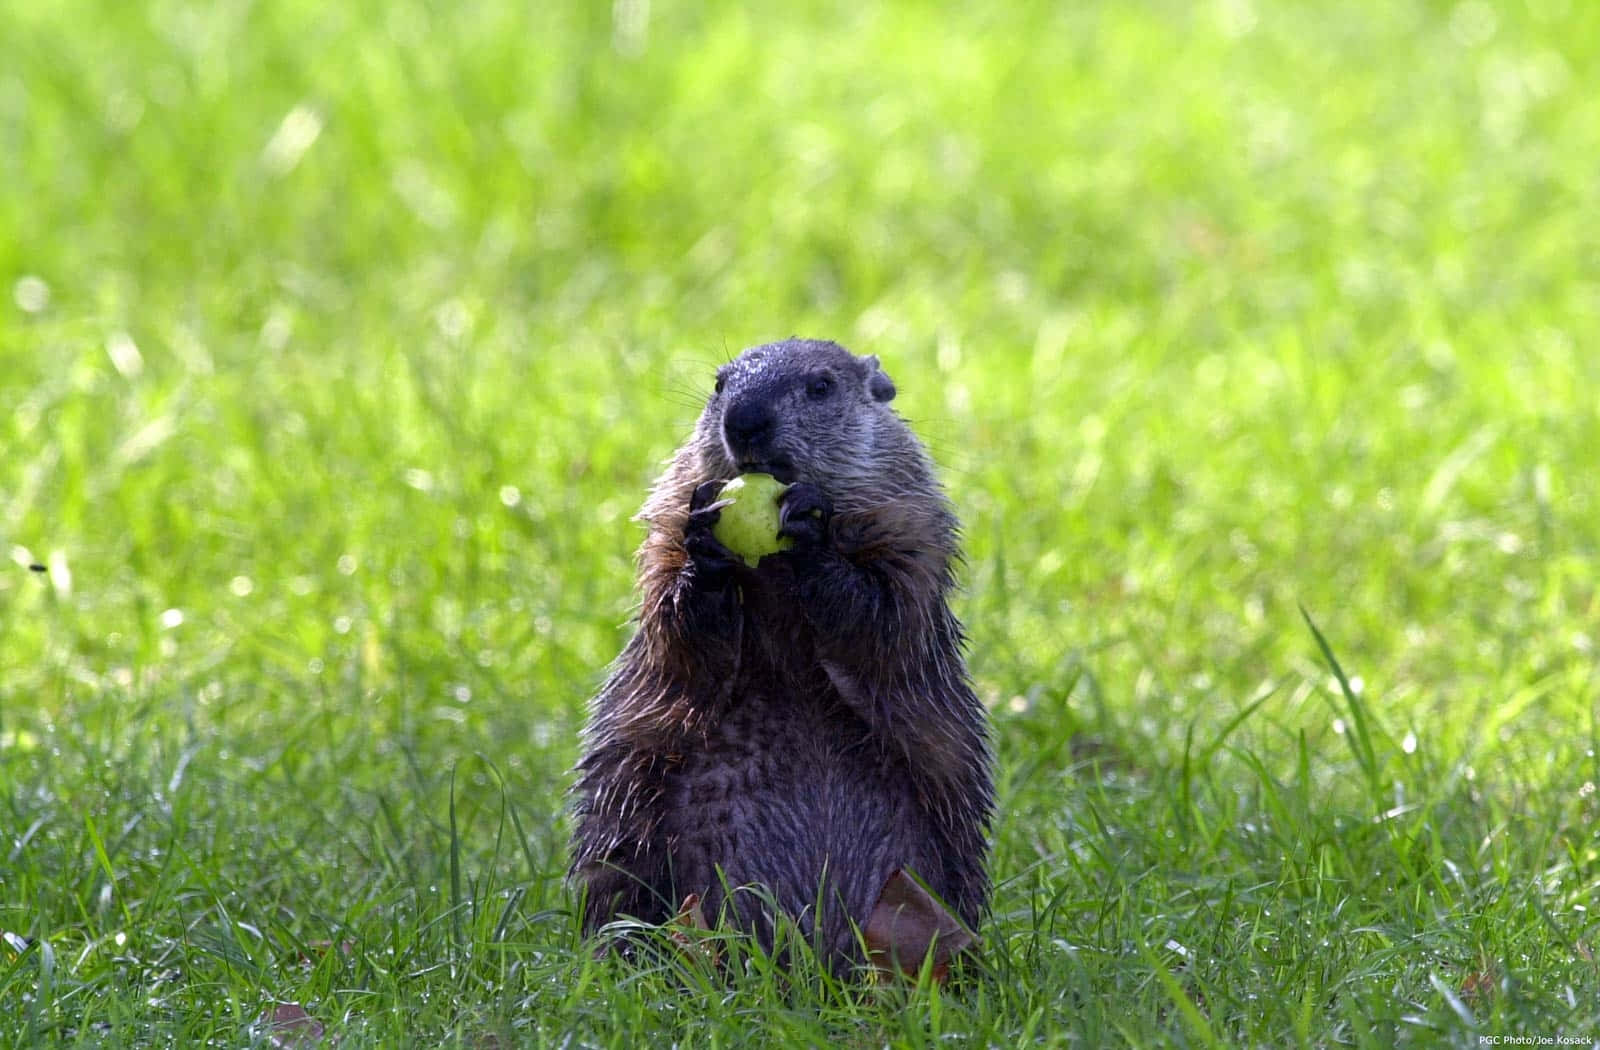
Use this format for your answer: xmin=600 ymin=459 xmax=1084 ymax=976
xmin=2 ymin=0 xmax=1598 ymax=1044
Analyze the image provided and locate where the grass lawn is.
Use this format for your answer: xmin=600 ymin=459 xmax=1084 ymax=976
xmin=3 ymin=0 xmax=1599 ymax=1045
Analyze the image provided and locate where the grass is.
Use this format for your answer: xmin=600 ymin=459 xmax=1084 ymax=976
xmin=3 ymin=0 xmax=1598 ymax=1044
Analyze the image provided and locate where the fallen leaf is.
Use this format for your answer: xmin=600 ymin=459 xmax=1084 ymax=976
xmin=668 ymin=892 xmax=720 ymax=966
xmin=1459 ymin=968 xmax=1497 ymax=1004
xmin=864 ymin=869 xmax=977 ymax=983
xmin=257 ymin=1002 xmax=325 ymax=1049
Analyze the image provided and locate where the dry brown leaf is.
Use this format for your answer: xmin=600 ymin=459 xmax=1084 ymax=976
xmin=677 ymin=893 xmax=711 ymax=931
xmin=1459 ymin=969 xmax=1497 ymax=1004
xmin=667 ymin=892 xmax=720 ymax=966
xmin=258 ymin=1002 xmax=325 ymax=1049
xmin=864 ymin=868 xmax=977 ymax=984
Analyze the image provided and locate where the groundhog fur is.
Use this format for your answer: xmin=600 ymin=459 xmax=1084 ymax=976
xmin=569 ymin=338 xmax=993 ymax=974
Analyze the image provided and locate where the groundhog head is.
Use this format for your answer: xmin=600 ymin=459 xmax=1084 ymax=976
xmin=693 ymin=338 xmax=900 ymax=488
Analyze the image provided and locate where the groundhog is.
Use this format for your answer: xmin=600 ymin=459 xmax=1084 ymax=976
xmin=569 ymin=338 xmax=993 ymax=975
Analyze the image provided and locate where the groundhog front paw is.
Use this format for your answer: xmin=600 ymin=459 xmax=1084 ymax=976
xmin=684 ymin=480 xmax=741 ymax=582
xmin=777 ymin=483 xmax=832 ymax=549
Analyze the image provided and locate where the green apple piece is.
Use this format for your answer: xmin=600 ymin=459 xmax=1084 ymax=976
xmin=711 ymin=473 xmax=792 ymax=567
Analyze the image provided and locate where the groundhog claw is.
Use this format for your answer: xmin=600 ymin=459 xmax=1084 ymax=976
xmin=777 ymin=483 xmax=831 ymax=548
xmin=689 ymin=479 xmax=730 ymax=513
xmin=685 ymin=480 xmax=740 ymax=579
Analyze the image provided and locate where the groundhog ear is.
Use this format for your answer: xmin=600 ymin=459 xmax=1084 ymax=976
xmin=862 ymin=357 xmax=896 ymax=403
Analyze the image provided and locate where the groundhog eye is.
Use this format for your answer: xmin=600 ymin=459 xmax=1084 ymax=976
xmin=806 ymin=374 xmax=834 ymax=400
xmin=714 ymin=373 xmax=727 ymax=395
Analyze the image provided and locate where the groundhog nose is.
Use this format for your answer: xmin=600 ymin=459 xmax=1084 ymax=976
xmin=723 ymin=398 xmax=775 ymax=454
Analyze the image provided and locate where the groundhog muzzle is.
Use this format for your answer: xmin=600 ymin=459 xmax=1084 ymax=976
xmin=569 ymin=338 xmax=994 ymax=976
